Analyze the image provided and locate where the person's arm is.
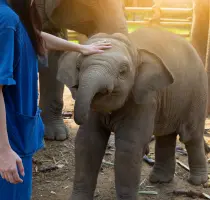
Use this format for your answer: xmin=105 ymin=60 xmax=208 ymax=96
xmin=0 ymin=86 xmax=10 ymax=150
xmin=0 ymin=86 xmax=24 ymax=184
xmin=0 ymin=28 xmax=24 ymax=184
xmin=41 ymin=32 xmax=112 ymax=55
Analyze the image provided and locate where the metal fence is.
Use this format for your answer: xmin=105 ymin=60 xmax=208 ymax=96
xmin=68 ymin=7 xmax=193 ymax=41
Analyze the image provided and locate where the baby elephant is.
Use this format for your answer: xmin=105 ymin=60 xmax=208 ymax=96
xmin=57 ymin=27 xmax=208 ymax=200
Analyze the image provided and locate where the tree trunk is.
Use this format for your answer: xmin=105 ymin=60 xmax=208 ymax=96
xmin=191 ymin=0 xmax=210 ymax=114
xmin=191 ymin=0 xmax=209 ymax=65
xmin=205 ymin=1 xmax=210 ymax=115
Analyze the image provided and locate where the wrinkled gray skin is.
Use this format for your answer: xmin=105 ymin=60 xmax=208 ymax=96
xmin=57 ymin=28 xmax=208 ymax=200
xmin=35 ymin=0 xmax=128 ymax=140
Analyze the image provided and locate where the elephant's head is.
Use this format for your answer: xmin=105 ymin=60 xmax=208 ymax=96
xmin=57 ymin=32 xmax=174 ymax=125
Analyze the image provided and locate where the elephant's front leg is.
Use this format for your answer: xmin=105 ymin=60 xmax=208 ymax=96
xmin=114 ymin=105 xmax=155 ymax=200
xmin=70 ymin=112 xmax=111 ymax=200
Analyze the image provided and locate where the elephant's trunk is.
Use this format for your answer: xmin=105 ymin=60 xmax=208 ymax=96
xmin=74 ymin=70 xmax=113 ymax=125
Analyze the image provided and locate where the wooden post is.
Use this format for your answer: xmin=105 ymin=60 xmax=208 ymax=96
xmin=190 ymin=0 xmax=210 ymax=115
xmin=150 ymin=0 xmax=163 ymax=24
xmin=204 ymin=1 xmax=210 ymax=115
xmin=191 ymin=0 xmax=209 ymax=65
xmin=131 ymin=0 xmax=139 ymax=7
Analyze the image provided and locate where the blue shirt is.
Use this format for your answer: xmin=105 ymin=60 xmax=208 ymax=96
xmin=0 ymin=0 xmax=44 ymax=157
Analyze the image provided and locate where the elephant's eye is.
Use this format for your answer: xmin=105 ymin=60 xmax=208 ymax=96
xmin=119 ymin=65 xmax=128 ymax=76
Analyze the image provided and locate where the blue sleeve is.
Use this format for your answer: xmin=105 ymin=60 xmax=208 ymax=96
xmin=0 ymin=28 xmax=16 ymax=85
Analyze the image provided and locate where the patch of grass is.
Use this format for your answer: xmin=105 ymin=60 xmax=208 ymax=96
xmin=128 ymin=24 xmax=190 ymax=34
xmin=128 ymin=24 xmax=190 ymax=40
xmin=69 ymin=25 xmax=190 ymax=42
xmin=128 ymin=24 xmax=144 ymax=33
xmin=71 ymin=40 xmax=79 ymax=44
xmin=165 ymin=27 xmax=189 ymax=34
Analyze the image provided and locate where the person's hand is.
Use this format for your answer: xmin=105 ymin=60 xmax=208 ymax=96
xmin=80 ymin=40 xmax=112 ymax=56
xmin=0 ymin=147 xmax=24 ymax=184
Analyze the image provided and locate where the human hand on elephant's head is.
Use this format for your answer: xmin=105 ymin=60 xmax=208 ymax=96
xmin=79 ymin=40 xmax=112 ymax=56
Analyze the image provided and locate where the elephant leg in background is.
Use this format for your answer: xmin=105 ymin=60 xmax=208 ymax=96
xmin=149 ymin=133 xmax=177 ymax=183
xmin=39 ymin=30 xmax=69 ymax=140
xmin=70 ymin=112 xmax=110 ymax=200
xmin=114 ymin=105 xmax=154 ymax=200
xmin=184 ymin=130 xmax=208 ymax=185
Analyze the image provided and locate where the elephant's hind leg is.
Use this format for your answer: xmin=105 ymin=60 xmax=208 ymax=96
xmin=149 ymin=133 xmax=177 ymax=183
xmin=184 ymin=131 xmax=208 ymax=185
xmin=39 ymin=50 xmax=69 ymax=141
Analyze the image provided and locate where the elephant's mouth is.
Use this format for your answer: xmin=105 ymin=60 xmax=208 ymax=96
xmin=93 ymin=89 xmax=120 ymax=100
xmin=73 ymin=75 xmax=122 ymax=124
xmin=72 ymin=84 xmax=120 ymax=113
xmin=72 ymin=85 xmax=117 ymax=97
xmin=91 ymin=90 xmax=111 ymax=104
xmin=90 ymin=89 xmax=122 ymax=113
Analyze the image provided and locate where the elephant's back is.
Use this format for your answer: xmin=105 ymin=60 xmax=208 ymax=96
xmin=129 ymin=27 xmax=204 ymax=73
xmin=130 ymin=27 xmax=207 ymax=97
xmin=130 ymin=27 xmax=208 ymax=135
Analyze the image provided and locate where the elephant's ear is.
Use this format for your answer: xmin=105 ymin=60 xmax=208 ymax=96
xmin=132 ymin=49 xmax=174 ymax=104
xmin=57 ymin=52 xmax=80 ymax=100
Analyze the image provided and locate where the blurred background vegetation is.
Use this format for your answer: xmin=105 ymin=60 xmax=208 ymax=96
xmin=123 ymin=0 xmax=192 ymax=8
xmin=70 ymin=0 xmax=193 ymax=43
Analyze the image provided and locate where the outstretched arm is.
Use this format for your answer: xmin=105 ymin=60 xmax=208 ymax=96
xmin=41 ymin=32 xmax=112 ymax=55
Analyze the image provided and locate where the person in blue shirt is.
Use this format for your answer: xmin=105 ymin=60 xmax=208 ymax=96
xmin=0 ymin=0 xmax=111 ymax=199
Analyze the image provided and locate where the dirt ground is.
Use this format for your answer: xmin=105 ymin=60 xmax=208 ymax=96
xmin=32 ymin=87 xmax=210 ymax=200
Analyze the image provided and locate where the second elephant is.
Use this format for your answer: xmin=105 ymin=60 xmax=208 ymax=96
xmin=57 ymin=27 xmax=208 ymax=200
xmin=35 ymin=0 xmax=128 ymax=140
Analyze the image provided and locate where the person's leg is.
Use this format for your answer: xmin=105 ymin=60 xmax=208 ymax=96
xmin=0 ymin=156 xmax=33 ymax=200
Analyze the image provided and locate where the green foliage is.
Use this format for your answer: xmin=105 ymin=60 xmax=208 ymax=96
xmin=69 ymin=25 xmax=190 ymax=42
xmin=128 ymin=24 xmax=190 ymax=40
